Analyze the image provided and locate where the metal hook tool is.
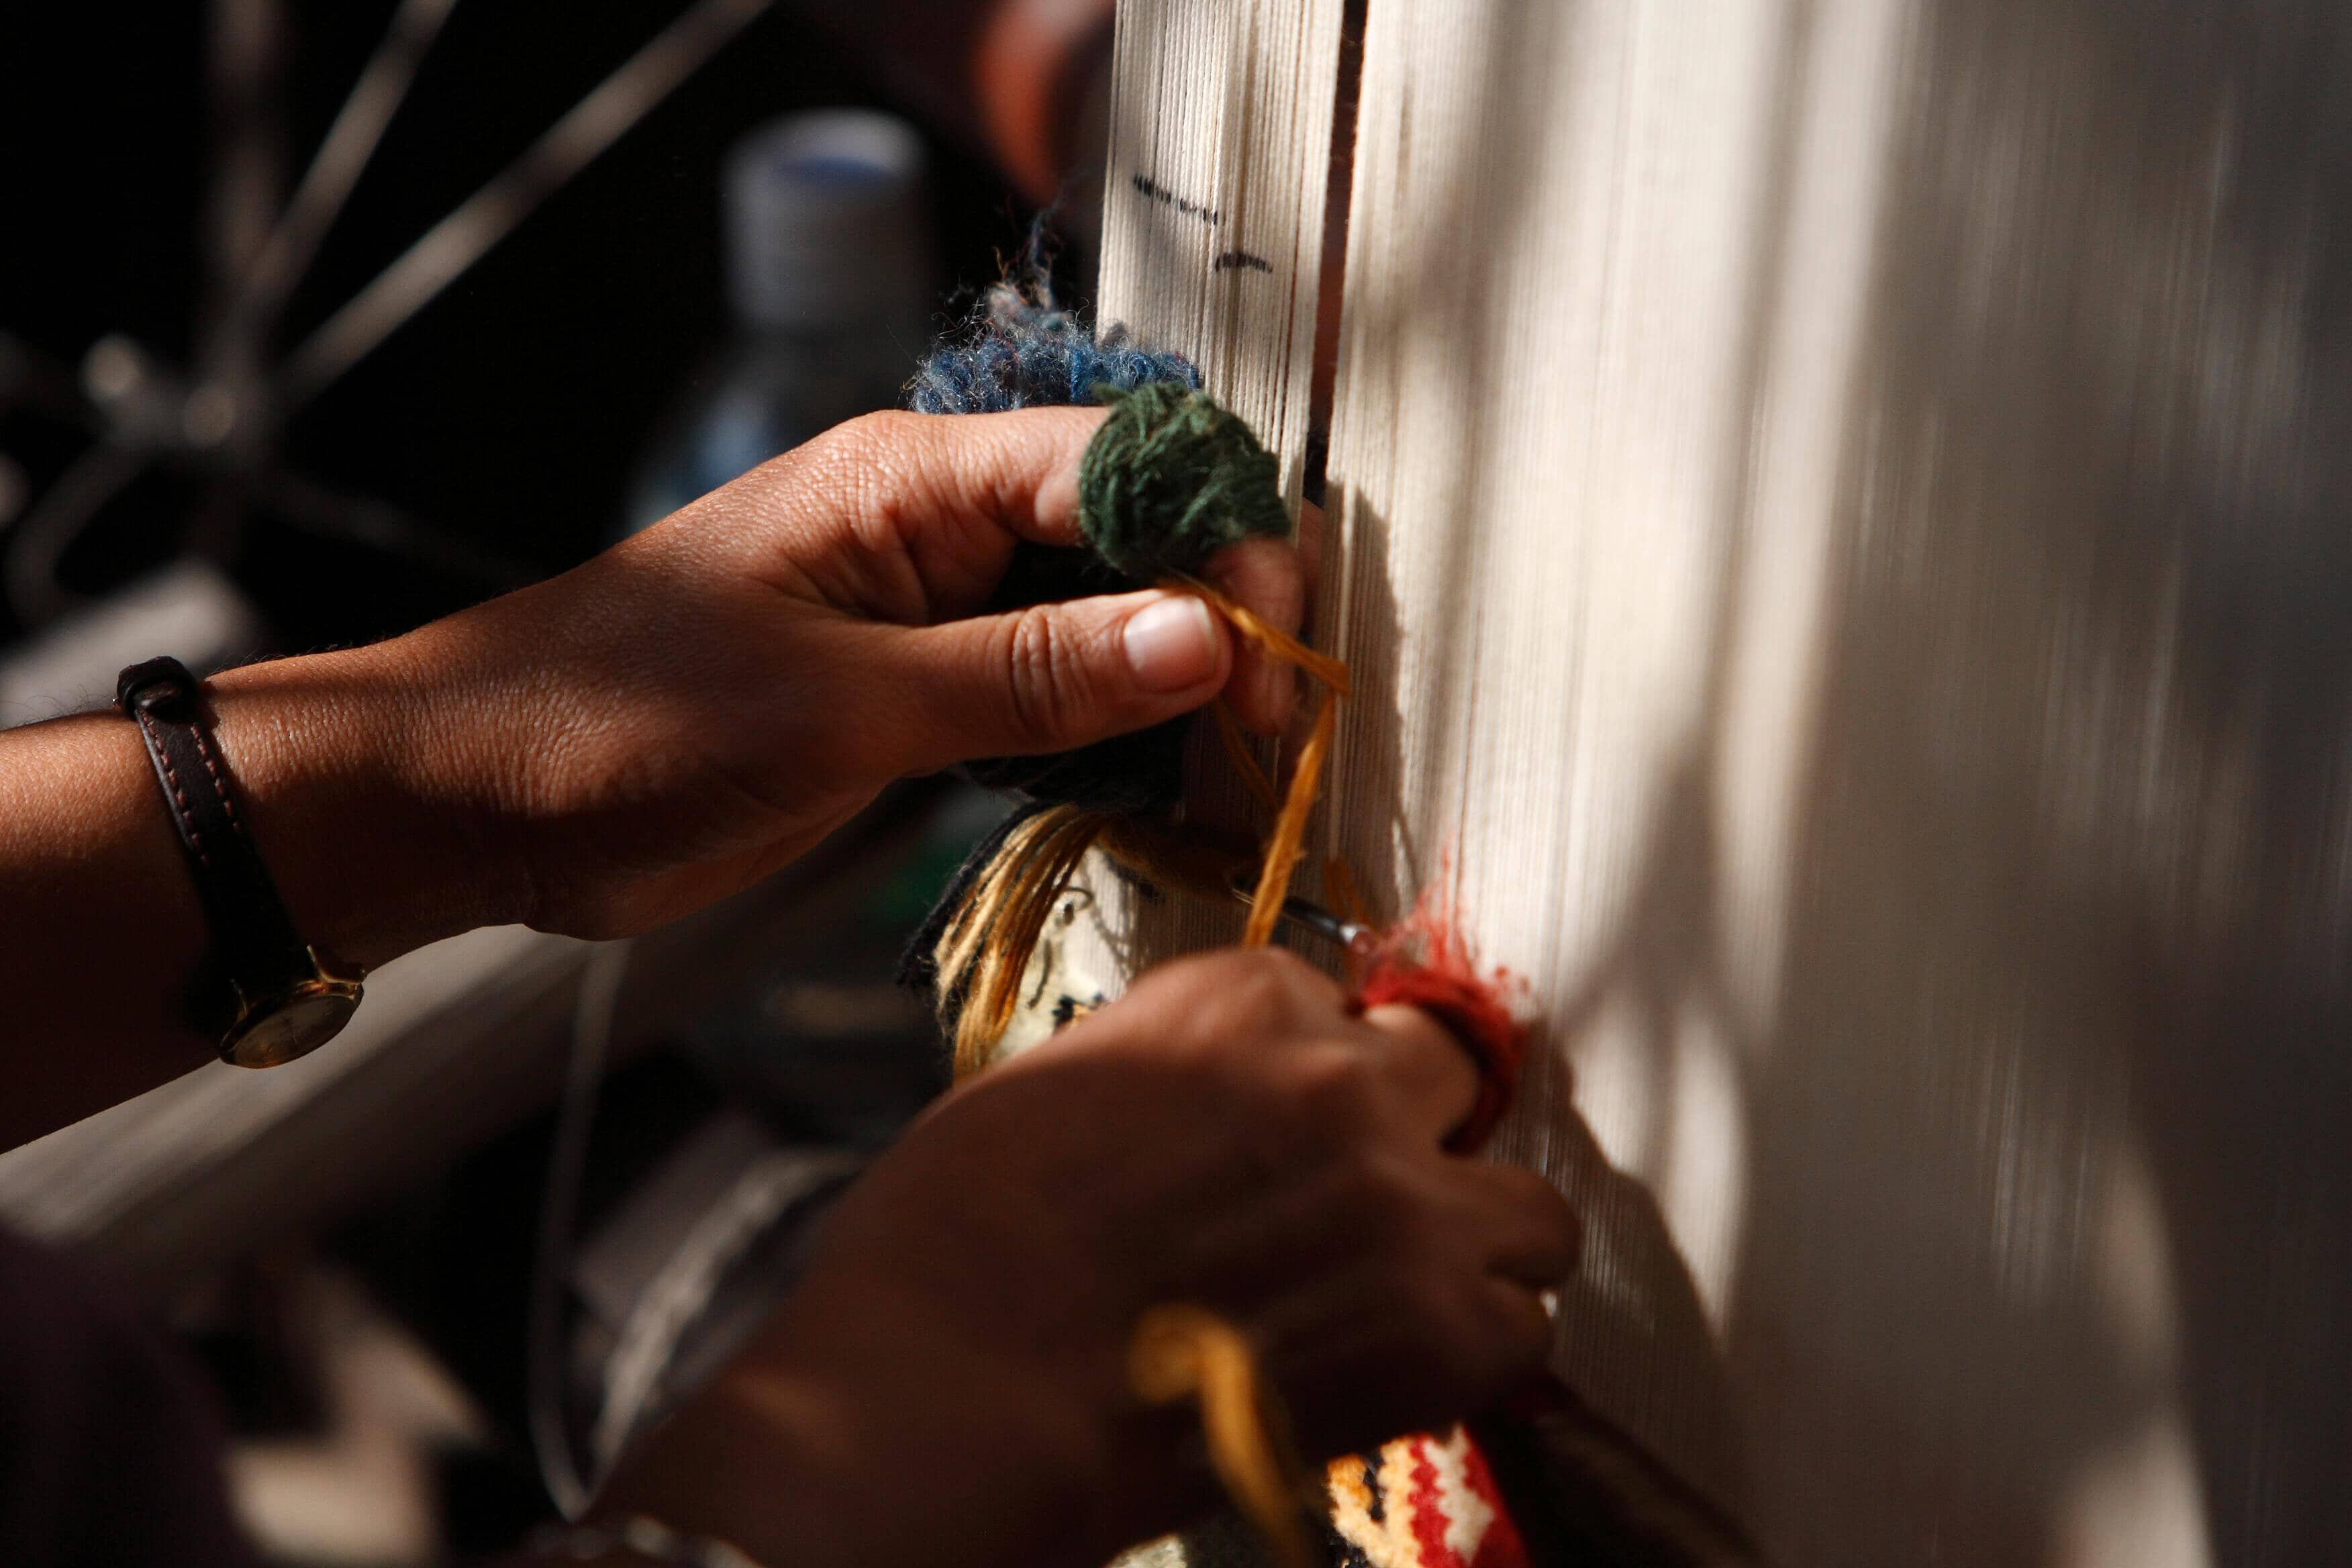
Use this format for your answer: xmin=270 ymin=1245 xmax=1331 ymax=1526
xmin=1227 ymin=868 xmax=1381 ymax=961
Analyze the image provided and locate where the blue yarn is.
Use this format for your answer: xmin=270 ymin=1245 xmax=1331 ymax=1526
xmin=907 ymin=281 xmax=1200 ymax=414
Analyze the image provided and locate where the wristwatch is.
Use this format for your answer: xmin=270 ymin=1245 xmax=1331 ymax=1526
xmin=117 ymin=657 xmax=364 ymax=1067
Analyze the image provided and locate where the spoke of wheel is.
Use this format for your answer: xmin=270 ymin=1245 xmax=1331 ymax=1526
xmin=218 ymin=0 xmax=464 ymax=366
xmin=3 ymin=441 xmax=156 ymax=628
xmin=200 ymin=0 xmax=287 ymax=385
xmin=279 ymin=0 xmax=775 ymax=412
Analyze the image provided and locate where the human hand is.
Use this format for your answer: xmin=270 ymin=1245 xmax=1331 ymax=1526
xmin=601 ymin=949 xmax=1581 ymax=1568
xmin=205 ymin=407 xmax=1303 ymax=962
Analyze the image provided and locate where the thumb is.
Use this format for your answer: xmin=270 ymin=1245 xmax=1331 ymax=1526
xmin=883 ymin=589 xmax=1233 ymax=773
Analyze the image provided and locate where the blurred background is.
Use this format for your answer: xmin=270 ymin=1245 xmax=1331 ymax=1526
xmin=0 ymin=1 xmax=1116 ymax=1559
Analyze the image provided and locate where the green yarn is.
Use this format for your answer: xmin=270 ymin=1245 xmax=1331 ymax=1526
xmin=1077 ymin=382 xmax=1290 ymax=581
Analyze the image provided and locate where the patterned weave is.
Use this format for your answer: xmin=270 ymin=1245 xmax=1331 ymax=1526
xmin=1120 ymin=1424 xmax=1531 ymax=1568
xmin=1323 ymin=1429 xmax=1529 ymax=1568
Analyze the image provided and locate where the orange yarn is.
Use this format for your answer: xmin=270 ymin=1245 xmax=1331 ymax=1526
xmin=1130 ymin=1305 xmax=1320 ymax=1568
xmin=1172 ymin=575 xmax=1350 ymax=953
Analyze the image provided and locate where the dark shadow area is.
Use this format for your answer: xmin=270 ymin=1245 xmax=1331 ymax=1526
xmin=1723 ymin=2 xmax=2352 ymax=1563
xmin=0 ymin=0 xmax=1034 ymax=652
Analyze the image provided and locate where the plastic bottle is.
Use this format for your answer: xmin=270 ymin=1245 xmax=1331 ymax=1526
xmin=625 ymin=110 xmax=936 ymax=534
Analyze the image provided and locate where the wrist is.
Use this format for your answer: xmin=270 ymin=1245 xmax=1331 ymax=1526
xmin=202 ymin=637 xmax=531 ymax=969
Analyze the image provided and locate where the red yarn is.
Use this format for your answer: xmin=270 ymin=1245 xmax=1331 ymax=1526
xmin=1347 ymin=888 xmax=1525 ymax=1153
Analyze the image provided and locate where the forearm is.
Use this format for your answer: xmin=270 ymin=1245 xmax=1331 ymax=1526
xmin=0 ymin=636 xmax=521 ymax=1147
xmin=0 ymin=407 xmax=1290 ymax=1146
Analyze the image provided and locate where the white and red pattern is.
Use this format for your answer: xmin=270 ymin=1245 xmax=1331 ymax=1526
xmin=1324 ymin=1427 xmax=1529 ymax=1568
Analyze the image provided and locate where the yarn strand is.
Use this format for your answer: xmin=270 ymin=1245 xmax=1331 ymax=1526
xmin=1171 ymin=573 xmax=1353 ymax=953
xmin=927 ymin=574 xmax=1353 ymax=1069
xmin=936 ymin=803 xmax=1114 ymax=1076
xmin=1130 ymin=1305 xmax=1320 ymax=1568
xmin=1240 ymin=688 xmax=1339 ymax=950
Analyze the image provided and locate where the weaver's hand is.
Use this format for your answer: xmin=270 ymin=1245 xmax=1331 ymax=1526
xmin=213 ymin=407 xmax=1302 ymax=957
xmin=421 ymin=406 xmax=1303 ymax=938
xmin=0 ymin=407 xmax=1304 ymax=1144
xmin=603 ymin=949 xmax=1581 ymax=1568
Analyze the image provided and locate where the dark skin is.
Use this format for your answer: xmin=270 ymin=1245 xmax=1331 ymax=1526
xmin=0 ymin=407 xmax=1580 ymax=1564
xmin=0 ymin=407 xmax=1299 ymax=1140
xmin=607 ymin=953 xmax=1575 ymax=1568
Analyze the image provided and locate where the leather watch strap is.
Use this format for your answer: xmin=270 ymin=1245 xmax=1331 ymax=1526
xmin=115 ymin=656 xmax=317 ymax=1027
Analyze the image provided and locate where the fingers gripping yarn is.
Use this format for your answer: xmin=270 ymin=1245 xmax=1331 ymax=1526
xmin=1349 ymin=884 xmax=1528 ymax=1155
xmin=898 ymin=275 xmax=1305 ymax=1057
xmin=905 ymin=280 xmax=1258 ymax=820
xmin=910 ymin=279 xmax=1289 ymax=589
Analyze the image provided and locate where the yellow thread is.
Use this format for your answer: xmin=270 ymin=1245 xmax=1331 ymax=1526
xmin=964 ymin=808 xmax=1106 ymax=1071
xmin=1240 ymin=688 xmax=1338 ymax=950
xmin=939 ymin=805 xmax=1112 ymax=1077
xmin=1130 ymin=1305 xmax=1318 ymax=1568
xmin=1166 ymin=574 xmax=1351 ymax=954
xmin=1174 ymin=574 xmax=1352 ymax=695
xmin=931 ymin=809 xmax=1049 ymax=1029
xmin=933 ymin=808 xmax=1059 ymax=992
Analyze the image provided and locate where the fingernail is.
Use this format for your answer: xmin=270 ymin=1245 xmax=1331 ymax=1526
xmin=1122 ymin=595 xmax=1221 ymax=692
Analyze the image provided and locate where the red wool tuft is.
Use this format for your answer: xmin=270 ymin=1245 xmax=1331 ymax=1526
xmin=1347 ymin=885 xmax=1526 ymax=1153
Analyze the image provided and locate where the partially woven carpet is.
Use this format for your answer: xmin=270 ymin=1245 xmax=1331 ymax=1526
xmin=1116 ymin=1428 xmax=1528 ymax=1568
